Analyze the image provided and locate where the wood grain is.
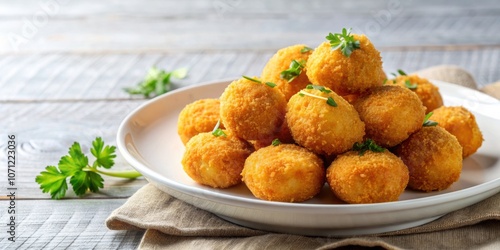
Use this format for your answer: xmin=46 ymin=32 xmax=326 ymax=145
xmin=0 ymin=0 xmax=498 ymax=53
xmin=0 ymin=100 xmax=148 ymax=199
xmin=0 ymin=199 xmax=143 ymax=249
xmin=0 ymin=48 xmax=498 ymax=102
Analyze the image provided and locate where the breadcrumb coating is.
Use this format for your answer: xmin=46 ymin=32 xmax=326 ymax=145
xmin=261 ymin=44 xmax=313 ymax=101
xmin=177 ymin=99 xmax=222 ymax=145
xmin=395 ymin=126 xmax=463 ymax=192
xmin=306 ymin=35 xmax=385 ymax=95
xmin=326 ymin=150 xmax=409 ymax=204
xmin=354 ymin=85 xmax=426 ymax=147
xmin=431 ymin=106 xmax=483 ymax=158
xmin=386 ymin=74 xmax=444 ymax=112
xmin=182 ymin=132 xmax=254 ymax=188
xmin=286 ymin=87 xmax=365 ymax=156
xmin=220 ymin=77 xmax=287 ymax=140
xmin=242 ymin=144 xmax=325 ymax=202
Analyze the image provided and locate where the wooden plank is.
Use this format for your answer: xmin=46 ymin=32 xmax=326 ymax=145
xmin=0 ymin=199 xmax=144 ymax=249
xmin=0 ymin=1 xmax=498 ymax=52
xmin=0 ymin=100 xmax=148 ymax=199
xmin=0 ymin=48 xmax=499 ymax=101
xmin=0 ymin=0 xmax=497 ymax=18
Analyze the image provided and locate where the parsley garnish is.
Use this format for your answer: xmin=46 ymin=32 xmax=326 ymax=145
xmin=326 ymin=28 xmax=360 ymax=57
xmin=242 ymin=75 xmax=276 ymax=88
xmin=405 ymin=79 xmax=418 ymax=89
xmin=300 ymin=46 xmax=313 ymax=53
xmin=124 ymin=67 xmax=188 ymax=98
xmin=352 ymin=139 xmax=385 ymax=156
xmin=212 ymin=120 xmax=227 ymax=137
xmin=390 ymin=69 xmax=407 ymax=77
xmin=271 ymin=138 xmax=281 ymax=146
xmin=280 ymin=59 xmax=306 ymax=82
xmin=423 ymin=112 xmax=438 ymax=127
xmin=35 ymin=137 xmax=142 ymax=199
xmin=306 ymin=84 xmax=332 ymax=93
xmin=299 ymin=85 xmax=337 ymax=107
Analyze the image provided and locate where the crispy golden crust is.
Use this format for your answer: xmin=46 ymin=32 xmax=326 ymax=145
xmin=431 ymin=106 xmax=483 ymax=158
xmin=354 ymin=85 xmax=426 ymax=147
xmin=177 ymin=99 xmax=222 ymax=145
xmin=395 ymin=126 xmax=462 ymax=192
xmin=306 ymin=35 xmax=385 ymax=95
xmin=261 ymin=44 xmax=312 ymax=101
xmin=181 ymin=132 xmax=254 ymax=188
xmin=326 ymin=150 xmax=409 ymax=204
xmin=286 ymin=87 xmax=365 ymax=155
xmin=242 ymin=144 xmax=325 ymax=202
xmin=250 ymin=119 xmax=295 ymax=150
xmin=386 ymin=74 xmax=444 ymax=112
xmin=220 ymin=77 xmax=287 ymax=141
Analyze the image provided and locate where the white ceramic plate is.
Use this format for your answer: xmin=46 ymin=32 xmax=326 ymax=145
xmin=117 ymin=79 xmax=500 ymax=236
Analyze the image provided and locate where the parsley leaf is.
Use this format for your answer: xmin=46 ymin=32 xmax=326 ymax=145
xmin=405 ymin=79 xmax=418 ymax=90
xmin=91 ymin=137 xmax=116 ymax=169
xmin=212 ymin=120 xmax=227 ymax=137
xmin=423 ymin=112 xmax=438 ymax=127
xmin=300 ymin=46 xmax=313 ymax=53
xmin=35 ymin=166 xmax=69 ymax=200
xmin=124 ymin=67 xmax=188 ymax=98
xmin=35 ymin=137 xmax=142 ymax=199
xmin=326 ymin=28 xmax=360 ymax=57
xmin=242 ymin=76 xmax=276 ymax=88
xmin=353 ymin=139 xmax=385 ymax=156
xmin=280 ymin=59 xmax=306 ymax=82
xmin=271 ymin=138 xmax=281 ymax=146
xmin=299 ymin=85 xmax=337 ymax=107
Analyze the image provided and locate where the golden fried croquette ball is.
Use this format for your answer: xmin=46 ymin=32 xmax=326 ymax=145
xmin=261 ymin=44 xmax=313 ymax=101
xmin=242 ymin=144 xmax=325 ymax=202
xmin=286 ymin=86 xmax=365 ymax=156
xmin=182 ymin=132 xmax=253 ymax=188
xmin=395 ymin=126 xmax=463 ymax=192
xmin=354 ymin=85 xmax=426 ymax=147
xmin=177 ymin=98 xmax=222 ymax=145
xmin=306 ymin=34 xmax=385 ymax=95
xmin=387 ymin=74 xmax=444 ymax=111
xmin=431 ymin=106 xmax=483 ymax=158
xmin=326 ymin=150 xmax=409 ymax=204
xmin=220 ymin=77 xmax=287 ymax=141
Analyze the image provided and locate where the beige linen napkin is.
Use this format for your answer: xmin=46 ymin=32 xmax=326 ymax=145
xmin=107 ymin=65 xmax=500 ymax=250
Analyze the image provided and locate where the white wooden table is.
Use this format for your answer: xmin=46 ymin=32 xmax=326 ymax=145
xmin=0 ymin=0 xmax=499 ymax=249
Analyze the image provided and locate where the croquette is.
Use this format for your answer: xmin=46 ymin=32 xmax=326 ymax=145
xmin=326 ymin=150 xmax=409 ymax=204
xmin=431 ymin=106 xmax=483 ymax=158
xmin=177 ymin=98 xmax=222 ymax=145
xmin=286 ymin=85 xmax=365 ymax=156
xmin=261 ymin=44 xmax=313 ymax=101
xmin=395 ymin=126 xmax=463 ymax=192
xmin=242 ymin=144 xmax=325 ymax=202
xmin=220 ymin=77 xmax=287 ymax=141
xmin=386 ymin=74 xmax=444 ymax=112
xmin=354 ymin=85 xmax=426 ymax=147
xmin=182 ymin=132 xmax=254 ymax=188
xmin=306 ymin=34 xmax=385 ymax=95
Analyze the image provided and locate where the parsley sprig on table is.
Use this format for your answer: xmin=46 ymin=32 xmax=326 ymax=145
xmin=124 ymin=67 xmax=188 ymax=98
xmin=35 ymin=137 xmax=142 ymax=199
xmin=326 ymin=28 xmax=360 ymax=57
